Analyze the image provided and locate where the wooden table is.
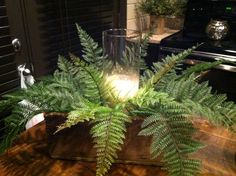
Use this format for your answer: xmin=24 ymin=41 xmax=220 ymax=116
xmin=0 ymin=119 xmax=235 ymax=176
xmin=0 ymin=121 xmax=167 ymax=176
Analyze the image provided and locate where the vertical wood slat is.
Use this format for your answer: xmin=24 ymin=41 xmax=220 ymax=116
xmin=23 ymin=0 xmax=114 ymax=77
xmin=0 ymin=1 xmax=19 ymax=96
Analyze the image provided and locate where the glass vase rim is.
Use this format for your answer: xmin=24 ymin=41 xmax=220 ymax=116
xmin=103 ymin=28 xmax=141 ymax=38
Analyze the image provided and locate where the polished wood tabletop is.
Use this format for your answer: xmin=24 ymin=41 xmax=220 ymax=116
xmin=0 ymin=119 xmax=234 ymax=176
xmin=0 ymin=121 xmax=167 ymax=176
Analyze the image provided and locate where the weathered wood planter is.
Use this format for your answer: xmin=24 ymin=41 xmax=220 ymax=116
xmin=45 ymin=113 xmax=236 ymax=176
xmin=45 ymin=112 xmax=161 ymax=165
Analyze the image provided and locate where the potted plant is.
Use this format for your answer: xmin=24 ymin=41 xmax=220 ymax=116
xmin=138 ymin=0 xmax=188 ymax=33
xmin=0 ymin=25 xmax=235 ymax=176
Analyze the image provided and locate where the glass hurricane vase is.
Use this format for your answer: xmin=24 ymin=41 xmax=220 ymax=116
xmin=102 ymin=29 xmax=141 ymax=100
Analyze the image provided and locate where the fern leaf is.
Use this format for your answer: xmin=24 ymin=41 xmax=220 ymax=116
xmin=57 ymin=55 xmax=79 ymax=75
xmin=0 ymin=101 xmax=43 ymax=153
xmin=157 ymin=74 xmax=236 ymax=129
xmin=1 ymin=24 xmax=235 ymax=176
xmin=56 ymin=102 xmax=110 ymax=132
xmin=131 ymin=87 xmax=173 ymax=108
xmin=76 ymin=24 xmax=105 ymax=68
xmin=185 ymin=99 xmax=236 ymax=129
xmin=1 ymin=89 xmax=26 ymax=107
xmin=139 ymin=104 xmax=203 ymax=176
xmin=25 ymin=75 xmax=81 ymax=112
xmin=179 ymin=60 xmax=223 ymax=79
xmin=70 ymin=54 xmax=114 ymax=105
xmin=0 ymin=99 xmax=18 ymax=112
xmin=90 ymin=105 xmax=131 ymax=176
xmin=141 ymin=46 xmax=196 ymax=91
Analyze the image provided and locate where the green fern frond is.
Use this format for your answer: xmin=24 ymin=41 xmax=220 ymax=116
xmin=77 ymin=65 xmax=104 ymax=104
xmin=90 ymin=104 xmax=131 ymax=176
xmin=185 ymin=99 xmax=236 ymax=129
xmin=24 ymin=57 xmax=83 ymax=111
xmin=139 ymin=105 xmax=203 ymax=176
xmin=0 ymin=91 xmax=42 ymax=153
xmin=69 ymin=52 xmax=87 ymax=67
xmin=76 ymin=24 xmax=105 ymax=68
xmin=24 ymin=74 xmax=81 ymax=112
xmin=0 ymin=26 xmax=114 ymax=153
xmin=164 ymin=159 xmax=201 ymax=176
xmin=0 ymin=65 xmax=84 ymax=152
xmin=69 ymin=54 xmax=114 ymax=105
xmin=141 ymin=46 xmax=196 ymax=91
xmin=1 ymin=89 xmax=26 ymax=109
xmin=57 ymin=55 xmax=79 ymax=75
xmin=56 ymin=101 xmax=108 ymax=132
xmin=0 ymin=99 xmax=19 ymax=112
xmin=179 ymin=60 xmax=223 ymax=79
xmin=0 ymin=101 xmax=43 ymax=152
xmin=221 ymin=101 xmax=236 ymax=128
xmin=131 ymin=88 xmax=173 ymax=108
xmin=157 ymin=74 xmax=236 ymax=129
xmin=157 ymin=74 xmax=202 ymax=102
xmin=1 ymin=24 xmax=236 ymax=176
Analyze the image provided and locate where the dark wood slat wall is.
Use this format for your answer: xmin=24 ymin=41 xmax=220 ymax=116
xmin=0 ymin=0 xmax=19 ymax=96
xmin=24 ymin=0 xmax=115 ymax=77
xmin=0 ymin=0 xmax=125 ymax=92
xmin=0 ymin=0 xmax=126 ymax=92
xmin=0 ymin=0 xmax=124 ymax=137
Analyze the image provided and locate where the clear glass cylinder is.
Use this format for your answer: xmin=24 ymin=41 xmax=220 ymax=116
xmin=102 ymin=29 xmax=141 ymax=100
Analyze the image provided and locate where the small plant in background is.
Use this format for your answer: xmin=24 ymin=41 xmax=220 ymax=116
xmin=0 ymin=25 xmax=235 ymax=176
xmin=138 ymin=0 xmax=188 ymax=17
xmin=138 ymin=0 xmax=188 ymax=32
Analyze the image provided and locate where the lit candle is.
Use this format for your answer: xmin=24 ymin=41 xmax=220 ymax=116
xmin=107 ymin=74 xmax=139 ymax=100
xmin=103 ymin=29 xmax=141 ymax=101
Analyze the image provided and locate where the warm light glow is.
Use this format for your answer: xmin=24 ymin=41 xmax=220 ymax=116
xmin=107 ymin=74 xmax=139 ymax=100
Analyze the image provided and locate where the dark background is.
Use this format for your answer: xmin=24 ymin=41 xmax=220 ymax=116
xmin=0 ymin=0 xmax=127 ymax=137
xmin=0 ymin=0 xmax=126 ymax=96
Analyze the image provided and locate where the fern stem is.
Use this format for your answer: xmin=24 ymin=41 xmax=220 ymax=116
xmin=145 ymin=62 xmax=177 ymax=90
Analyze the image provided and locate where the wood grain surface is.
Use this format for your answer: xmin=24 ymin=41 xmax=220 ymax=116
xmin=0 ymin=121 xmax=167 ymax=176
xmin=0 ymin=115 xmax=235 ymax=176
xmin=192 ymin=119 xmax=236 ymax=176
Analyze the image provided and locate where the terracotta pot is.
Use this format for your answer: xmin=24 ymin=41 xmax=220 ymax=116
xmin=150 ymin=15 xmax=165 ymax=35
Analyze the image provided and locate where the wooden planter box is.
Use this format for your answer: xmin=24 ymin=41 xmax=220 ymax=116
xmin=45 ymin=113 xmax=236 ymax=176
xmin=45 ymin=112 xmax=161 ymax=165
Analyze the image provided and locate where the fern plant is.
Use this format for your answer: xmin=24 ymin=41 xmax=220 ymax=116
xmin=0 ymin=24 xmax=235 ymax=176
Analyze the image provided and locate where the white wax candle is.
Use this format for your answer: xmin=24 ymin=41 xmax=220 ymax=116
xmin=107 ymin=74 xmax=139 ymax=100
